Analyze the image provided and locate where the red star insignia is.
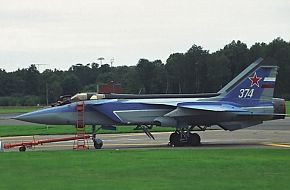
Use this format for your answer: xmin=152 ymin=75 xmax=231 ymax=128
xmin=248 ymin=72 xmax=262 ymax=87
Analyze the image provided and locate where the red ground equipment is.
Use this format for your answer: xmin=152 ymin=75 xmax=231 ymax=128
xmin=73 ymin=101 xmax=89 ymax=150
xmin=3 ymin=135 xmax=90 ymax=152
xmin=3 ymin=101 xmax=90 ymax=152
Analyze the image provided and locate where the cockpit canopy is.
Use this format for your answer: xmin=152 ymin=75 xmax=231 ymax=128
xmin=70 ymin=93 xmax=105 ymax=101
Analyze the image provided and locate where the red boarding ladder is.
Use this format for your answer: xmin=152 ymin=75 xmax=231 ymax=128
xmin=73 ymin=101 xmax=89 ymax=150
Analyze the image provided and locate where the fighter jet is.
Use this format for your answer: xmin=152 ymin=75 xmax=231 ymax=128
xmin=15 ymin=58 xmax=286 ymax=149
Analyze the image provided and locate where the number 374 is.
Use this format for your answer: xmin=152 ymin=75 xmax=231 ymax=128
xmin=238 ymin=89 xmax=254 ymax=98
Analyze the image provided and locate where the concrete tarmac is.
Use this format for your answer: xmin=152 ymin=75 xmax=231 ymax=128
xmin=1 ymin=118 xmax=290 ymax=152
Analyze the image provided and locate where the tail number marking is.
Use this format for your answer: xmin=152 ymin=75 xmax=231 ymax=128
xmin=238 ymin=89 xmax=254 ymax=98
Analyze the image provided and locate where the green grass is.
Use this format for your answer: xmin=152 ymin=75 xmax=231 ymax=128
xmin=0 ymin=149 xmax=290 ymax=190
xmin=0 ymin=106 xmax=44 ymax=114
xmin=0 ymin=125 xmax=174 ymax=137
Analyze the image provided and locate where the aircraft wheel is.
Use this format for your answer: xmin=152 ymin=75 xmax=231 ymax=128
xmin=93 ymin=139 xmax=103 ymax=149
xmin=19 ymin=146 xmax=26 ymax=152
xmin=169 ymin=133 xmax=184 ymax=147
xmin=188 ymin=133 xmax=201 ymax=146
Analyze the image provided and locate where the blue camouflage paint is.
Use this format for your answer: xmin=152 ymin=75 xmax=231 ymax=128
xmin=89 ymin=101 xmax=172 ymax=122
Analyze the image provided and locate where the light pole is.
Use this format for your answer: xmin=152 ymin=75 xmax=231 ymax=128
xmin=98 ymin=57 xmax=105 ymax=66
xmin=110 ymin=58 xmax=114 ymax=67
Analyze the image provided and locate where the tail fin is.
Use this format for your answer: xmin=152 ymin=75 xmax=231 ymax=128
xmin=218 ymin=58 xmax=279 ymax=106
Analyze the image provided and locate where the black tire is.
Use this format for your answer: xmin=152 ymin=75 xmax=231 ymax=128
xmin=19 ymin=146 xmax=26 ymax=152
xmin=188 ymin=133 xmax=201 ymax=146
xmin=93 ymin=139 xmax=103 ymax=149
xmin=169 ymin=133 xmax=184 ymax=147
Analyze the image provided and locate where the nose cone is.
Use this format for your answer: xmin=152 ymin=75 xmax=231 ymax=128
xmin=14 ymin=104 xmax=76 ymax=125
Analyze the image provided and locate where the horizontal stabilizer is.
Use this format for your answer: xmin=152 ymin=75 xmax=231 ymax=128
xmin=177 ymin=102 xmax=247 ymax=112
xmin=218 ymin=121 xmax=262 ymax=131
xmin=236 ymin=112 xmax=285 ymax=116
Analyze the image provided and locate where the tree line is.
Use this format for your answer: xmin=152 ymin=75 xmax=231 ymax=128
xmin=0 ymin=38 xmax=289 ymax=106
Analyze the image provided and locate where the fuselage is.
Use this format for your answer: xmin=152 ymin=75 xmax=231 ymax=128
xmin=15 ymin=96 xmax=285 ymax=128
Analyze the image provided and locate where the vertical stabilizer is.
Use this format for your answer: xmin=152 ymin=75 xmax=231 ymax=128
xmin=219 ymin=58 xmax=278 ymax=106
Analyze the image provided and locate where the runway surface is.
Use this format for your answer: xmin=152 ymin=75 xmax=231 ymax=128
xmin=1 ymin=118 xmax=290 ymax=152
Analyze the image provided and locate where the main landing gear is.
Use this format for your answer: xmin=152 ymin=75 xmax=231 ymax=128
xmin=92 ymin=125 xmax=103 ymax=149
xmin=168 ymin=128 xmax=201 ymax=147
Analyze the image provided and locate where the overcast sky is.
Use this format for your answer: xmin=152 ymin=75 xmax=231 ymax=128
xmin=0 ymin=0 xmax=289 ymax=72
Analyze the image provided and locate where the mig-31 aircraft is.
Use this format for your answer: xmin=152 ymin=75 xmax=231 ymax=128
xmin=15 ymin=58 xmax=286 ymax=149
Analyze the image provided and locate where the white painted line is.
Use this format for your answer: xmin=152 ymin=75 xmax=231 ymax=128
xmin=264 ymin=143 xmax=290 ymax=148
xmin=264 ymin=77 xmax=276 ymax=82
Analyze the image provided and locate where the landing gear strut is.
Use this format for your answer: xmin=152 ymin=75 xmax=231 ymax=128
xmin=92 ymin=125 xmax=103 ymax=149
xmin=169 ymin=128 xmax=201 ymax=147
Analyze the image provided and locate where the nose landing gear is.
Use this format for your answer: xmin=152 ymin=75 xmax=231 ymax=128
xmin=92 ymin=125 xmax=103 ymax=149
xmin=93 ymin=139 xmax=103 ymax=149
